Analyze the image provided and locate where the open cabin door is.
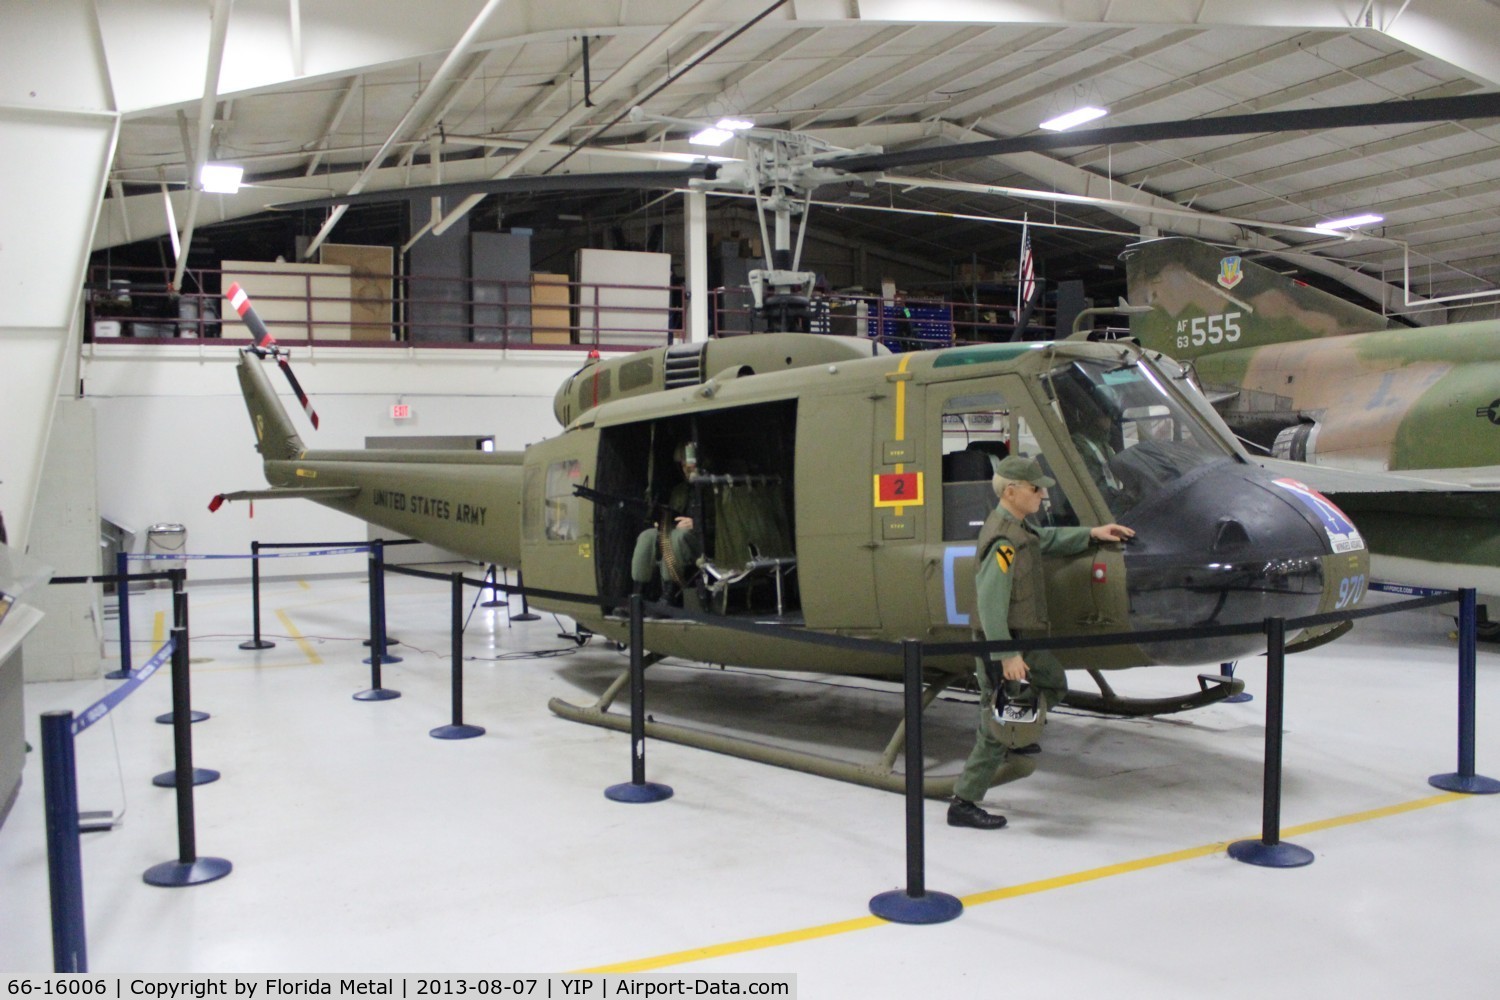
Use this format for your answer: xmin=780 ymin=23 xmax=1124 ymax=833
xmin=520 ymin=428 xmax=600 ymax=608
xmin=593 ymin=400 xmax=801 ymax=619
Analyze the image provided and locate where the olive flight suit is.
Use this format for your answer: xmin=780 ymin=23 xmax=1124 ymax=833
xmin=953 ymin=506 xmax=1096 ymax=803
xmin=630 ymin=480 xmax=701 ymax=587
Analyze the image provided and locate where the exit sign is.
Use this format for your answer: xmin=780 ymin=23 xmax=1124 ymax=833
xmin=391 ymin=403 xmax=411 ymax=420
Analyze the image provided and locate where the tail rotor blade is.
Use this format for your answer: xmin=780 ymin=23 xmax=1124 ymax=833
xmin=227 ymin=281 xmax=321 ymax=430
xmin=277 ymin=356 xmax=321 ymax=430
xmin=225 ymin=282 xmax=276 ymax=350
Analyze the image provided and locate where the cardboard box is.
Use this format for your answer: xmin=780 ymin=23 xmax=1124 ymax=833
xmin=531 ymin=272 xmax=572 ymax=345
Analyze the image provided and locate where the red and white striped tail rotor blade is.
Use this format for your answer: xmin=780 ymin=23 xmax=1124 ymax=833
xmin=277 ymin=357 xmax=321 ymax=430
xmin=225 ymin=282 xmax=276 ymax=350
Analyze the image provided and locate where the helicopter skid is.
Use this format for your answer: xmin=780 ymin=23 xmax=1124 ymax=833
xmin=1062 ymin=668 xmax=1245 ymax=717
xmin=547 ymin=675 xmax=1036 ymax=800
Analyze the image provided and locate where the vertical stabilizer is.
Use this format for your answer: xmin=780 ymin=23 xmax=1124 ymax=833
xmin=236 ymin=351 xmax=306 ymax=461
xmin=1124 ymin=238 xmax=1397 ymax=360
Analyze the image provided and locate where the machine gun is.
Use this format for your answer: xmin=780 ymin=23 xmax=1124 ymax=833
xmin=573 ymin=483 xmax=684 ymax=526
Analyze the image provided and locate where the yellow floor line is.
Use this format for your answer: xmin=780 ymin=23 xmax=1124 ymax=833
xmin=275 ymin=608 xmax=323 ymax=665
xmin=578 ymin=791 xmax=1469 ymax=974
xmin=153 ymin=611 xmax=165 ymax=645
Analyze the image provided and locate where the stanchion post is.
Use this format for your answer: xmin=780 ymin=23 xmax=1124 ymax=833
xmin=1430 ymin=588 xmax=1500 ymax=793
xmin=480 ymin=564 xmax=505 ymax=609
xmin=1229 ymin=617 xmax=1313 ymax=868
xmin=41 ymin=711 xmax=87 ymax=972
xmin=1221 ymin=660 xmax=1253 ymax=703
xmin=106 ymin=551 xmax=132 ymax=679
xmin=239 ymin=540 xmax=275 ymax=650
xmin=511 ymin=568 xmax=540 ymax=622
xmin=143 ymin=613 xmax=232 ymax=887
xmin=431 ymin=571 xmax=484 ymax=739
xmin=363 ymin=540 xmax=403 ymax=663
xmin=869 ymin=639 xmax=962 ymax=924
xmin=355 ymin=547 xmax=400 ymax=701
xmin=152 ymin=570 xmax=217 ymax=782
xmin=605 ymin=594 xmax=672 ymax=802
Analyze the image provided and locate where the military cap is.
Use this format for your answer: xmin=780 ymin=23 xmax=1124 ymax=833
xmin=993 ymin=455 xmax=1055 ymax=488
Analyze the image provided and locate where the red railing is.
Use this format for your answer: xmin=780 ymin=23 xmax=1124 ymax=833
xmin=83 ymin=264 xmax=1053 ymax=351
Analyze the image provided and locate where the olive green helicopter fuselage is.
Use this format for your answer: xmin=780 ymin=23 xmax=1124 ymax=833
xmin=232 ymin=331 xmax=1370 ymax=682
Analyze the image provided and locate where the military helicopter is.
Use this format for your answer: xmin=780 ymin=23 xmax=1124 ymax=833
xmin=217 ymin=96 xmax=1500 ymax=794
xmin=215 ymin=283 xmax=1370 ymax=796
xmin=1121 ymin=236 xmax=1500 ymax=602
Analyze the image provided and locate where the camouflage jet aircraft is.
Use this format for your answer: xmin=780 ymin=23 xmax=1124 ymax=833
xmin=217 ymin=287 xmax=1370 ymax=795
xmin=1123 ymin=237 xmax=1500 ymax=597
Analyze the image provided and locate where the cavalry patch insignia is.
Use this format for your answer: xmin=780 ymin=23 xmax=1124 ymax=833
xmin=995 ymin=545 xmax=1014 ymax=573
xmin=1217 ymin=255 xmax=1243 ymax=290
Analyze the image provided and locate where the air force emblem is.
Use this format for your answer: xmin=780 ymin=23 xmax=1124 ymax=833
xmin=1217 ymin=255 xmax=1244 ymax=290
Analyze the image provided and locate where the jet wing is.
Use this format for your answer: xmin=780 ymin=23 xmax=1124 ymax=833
xmin=1253 ymin=458 xmax=1500 ymax=595
xmin=1251 ymin=458 xmax=1500 ymax=494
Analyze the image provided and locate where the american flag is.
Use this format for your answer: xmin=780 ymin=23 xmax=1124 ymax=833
xmin=1017 ymin=219 xmax=1037 ymax=314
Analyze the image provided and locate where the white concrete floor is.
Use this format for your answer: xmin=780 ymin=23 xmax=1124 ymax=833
xmin=2 ymin=571 xmax=1499 ymax=996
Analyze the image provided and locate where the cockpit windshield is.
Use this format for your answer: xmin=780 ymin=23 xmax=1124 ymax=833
xmin=1046 ymin=357 xmax=1235 ymax=518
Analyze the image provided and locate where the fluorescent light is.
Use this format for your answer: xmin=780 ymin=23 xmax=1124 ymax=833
xmin=690 ymin=127 xmax=734 ymax=147
xmin=1039 ymin=106 xmax=1108 ymax=132
xmin=1315 ymin=213 xmax=1384 ymax=231
xmin=199 ymin=163 xmax=244 ymax=193
xmin=689 ymin=117 xmax=753 ymax=147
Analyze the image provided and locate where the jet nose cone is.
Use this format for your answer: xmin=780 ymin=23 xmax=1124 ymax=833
xmin=1120 ymin=461 xmax=1358 ymax=664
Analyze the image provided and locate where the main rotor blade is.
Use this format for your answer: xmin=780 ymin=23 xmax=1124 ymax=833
xmin=272 ymin=165 xmax=721 ymax=212
xmin=818 ymin=92 xmax=1500 ymax=174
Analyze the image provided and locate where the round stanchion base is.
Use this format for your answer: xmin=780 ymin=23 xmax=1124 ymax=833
xmin=353 ymin=687 xmax=401 ymax=702
xmin=143 ymin=856 xmax=232 ymax=887
xmin=1429 ymin=772 xmax=1500 ymax=794
xmin=480 ymin=598 xmax=507 ymax=608
xmin=155 ymin=710 xmax=209 ymax=725
xmin=869 ymin=889 xmax=963 ymax=924
xmin=152 ymin=767 xmax=220 ymax=788
xmin=510 ymin=612 xmax=541 ymax=622
xmin=238 ymin=639 xmax=275 ymax=650
xmin=104 ymin=668 xmax=131 ymax=680
xmin=362 ymin=637 xmax=399 ymax=648
xmin=1227 ymin=839 xmax=1314 ymax=868
xmin=1225 ymin=691 xmax=1254 ymax=703
xmin=430 ymin=723 xmax=486 ymax=740
xmin=605 ymin=781 xmax=674 ymax=803
xmin=363 ymin=653 xmax=404 ymax=665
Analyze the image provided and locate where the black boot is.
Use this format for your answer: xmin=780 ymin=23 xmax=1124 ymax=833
xmin=947 ymin=797 xmax=1007 ymax=830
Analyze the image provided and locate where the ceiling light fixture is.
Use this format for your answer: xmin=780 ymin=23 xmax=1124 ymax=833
xmin=689 ymin=117 xmax=754 ymax=147
xmin=1039 ymin=106 xmax=1108 ymax=131
xmin=199 ymin=163 xmax=244 ymax=194
xmin=1314 ymin=213 xmax=1384 ymax=231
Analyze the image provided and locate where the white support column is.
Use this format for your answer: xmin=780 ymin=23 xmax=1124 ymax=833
xmin=685 ymin=189 xmax=709 ymax=342
xmin=0 ymin=0 xmax=117 ymax=700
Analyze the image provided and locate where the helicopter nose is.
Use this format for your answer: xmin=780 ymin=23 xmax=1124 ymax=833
xmin=1118 ymin=461 xmax=1358 ymax=665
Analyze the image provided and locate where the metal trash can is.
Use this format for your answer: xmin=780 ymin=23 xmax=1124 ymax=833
xmin=145 ymin=523 xmax=187 ymax=586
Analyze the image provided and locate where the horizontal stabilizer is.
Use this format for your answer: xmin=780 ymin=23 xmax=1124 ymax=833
xmin=209 ymin=486 xmax=361 ymax=511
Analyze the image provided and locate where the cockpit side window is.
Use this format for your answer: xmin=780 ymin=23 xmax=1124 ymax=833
xmin=940 ymin=388 xmax=1079 ymax=538
xmin=544 ymin=459 xmax=582 ymax=540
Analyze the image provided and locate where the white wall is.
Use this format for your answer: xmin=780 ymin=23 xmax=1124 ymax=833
xmin=80 ymin=344 xmax=588 ymax=581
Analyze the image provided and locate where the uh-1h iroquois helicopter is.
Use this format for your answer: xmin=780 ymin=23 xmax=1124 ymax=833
xmin=208 ymin=95 xmax=1500 ymax=796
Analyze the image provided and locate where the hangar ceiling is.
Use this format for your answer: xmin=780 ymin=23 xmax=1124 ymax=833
xmin=94 ymin=1 xmax=1500 ymax=321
